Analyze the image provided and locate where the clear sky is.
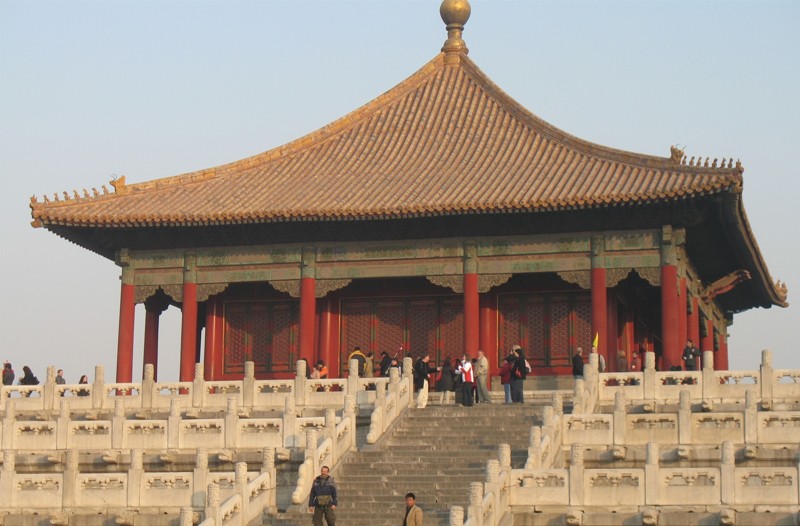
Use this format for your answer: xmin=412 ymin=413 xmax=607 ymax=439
xmin=1 ymin=0 xmax=797 ymax=383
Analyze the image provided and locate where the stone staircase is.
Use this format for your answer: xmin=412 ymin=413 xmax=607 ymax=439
xmin=268 ymin=403 xmax=543 ymax=526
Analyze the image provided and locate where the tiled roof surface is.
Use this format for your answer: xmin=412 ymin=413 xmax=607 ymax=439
xmin=30 ymin=53 xmax=743 ymax=228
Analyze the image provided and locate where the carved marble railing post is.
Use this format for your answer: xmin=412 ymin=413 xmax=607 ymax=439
xmin=225 ymin=397 xmax=239 ymax=449
xmin=0 ymin=450 xmax=14 ymax=506
xmin=344 ymin=394 xmax=356 ymax=452
xmin=243 ymin=361 xmax=255 ymax=409
xmin=235 ymin=461 xmax=249 ymax=522
xmin=205 ymin=482 xmax=221 ymax=525
xmin=613 ymin=391 xmax=626 ymax=445
xmin=92 ymin=365 xmax=105 ymax=409
xmin=702 ymin=350 xmax=715 ymax=400
xmin=324 ymin=408 xmax=337 ymax=459
xmin=760 ymin=350 xmax=773 ymax=401
xmin=450 ymin=505 xmax=464 ymax=526
xmin=486 ymin=459 xmax=501 ymax=523
xmin=526 ymin=427 xmax=542 ymax=469
xmin=179 ymin=506 xmax=193 ymax=526
xmin=389 ymin=367 xmax=401 ymax=416
xmin=467 ymin=481 xmax=484 ymax=526
xmin=261 ymin=447 xmax=277 ymax=512
xmin=367 ymin=385 xmax=385 ymax=444
xmin=193 ymin=448 xmax=209 ymax=508
xmin=168 ymin=398 xmax=181 ymax=449
xmin=572 ymin=380 xmax=585 ymax=415
xmin=112 ymin=398 xmax=125 ymax=449
xmin=744 ymin=390 xmax=758 ymax=444
xmin=397 ymin=356 xmax=414 ymax=413
xmin=63 ymin=449 xmax=79 ymax=507
xmin=585 ymin=354 xmax=598 ymax=412
xmin=720 ymin=441 xmax=735 ymax=505
xmin=569 ymin=444 xmax=584 ymax=505
xmin=551 ymin=392 xmax=563 ymax=419
xmin=645 ymin=442 xmax=659 ymax=506
xmin=192 ymin=363 xmax=205 ymax=408
xmin=44 ymin=365 xmax=57 ymax=410
xmin=678 ymin=390 xmax=692 ymax=445
xmin=141 ymin=364 xmax=155 ymax=409
xmin=347 ymin=358 xmax=360 ymax=398
xmin=283 ymin=396 xmax=297 ymax=448
xmin=643 ymin=352 xmax=656 ymax=400
xmin=294 ymin=360 xmax=308 ymax=410
xmin=56 ymin=399 xmax=70 ymax=449
xmin=305 ymin=428 xmax=319 ymax=482
xmin=128 ymin=449 xmax=143 ymax=507
xmin=1 ymin=400 xmax=13 ymax=450
xmin=498 ymin=443 xmax=511 ymax=470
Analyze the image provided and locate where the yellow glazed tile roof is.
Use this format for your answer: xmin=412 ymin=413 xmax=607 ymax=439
xmin=30 ymin=53 xmax=743 ymax=228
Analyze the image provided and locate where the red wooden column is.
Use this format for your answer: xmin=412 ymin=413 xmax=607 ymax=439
xmin=143 ymin=296 xmax=167 ymax=381
xmin=660 ymin=227 xmax=680 ymax=370
xmin=718 ymin=327 xmax=729 ymax=370
xmin=463 ymin=242 xmax=479 ymax=358
xmin=180 ymin=253 xmax=198 ymax=382
xmin=678 ymin=278 xmax=688 ymax=351
xmin=590 ymin=236 xmax=607 ymax=364
xmin=688 ymin=296 xmax=700 ymax=349
xmin=204 ymin=296 xmax=221 ymax=381
xmin=116 ymin=281 xmax=136 ymax=383
xmin=318 ymin=296 xmax=335 ymax=376
xmin=479 ymin=294 xmax=497 ymax=367
xmin=298 ymin=247 xmax=317 ymax=366
xmin=700 ymin=315 xmax=714 ymax=357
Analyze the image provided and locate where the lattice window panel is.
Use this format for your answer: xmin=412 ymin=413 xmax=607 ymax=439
xmin=440 ymin=299 xmax=464 ymax=359
xmin=408 ymin=300 xmax=438 ymax=362
xmin=550 ymin=298 xmax=571 ymax=367
xmin=341 ymin=301 xmax=372 ymax=355
xmin=224 ymin=304 xmax=248 ymax=374
xmin=574 ymin=299 xmax=592 ymax=352
xmin=498 ymin=296 xmax=521 ymax=358
xmin=526 ymin=300 xmax=547 ymax=368
xmin=250 ymin=304 xmax=270 ymax=373
xmin=375 ymin=300 xmax=405 ymax=357
xmin=271 ymin=304 xmax=296 ymax=372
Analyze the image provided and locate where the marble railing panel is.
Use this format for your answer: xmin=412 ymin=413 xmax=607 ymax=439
xmin=692 ymin=413 xmax=744 ymax=444
xmin=773 ymin=370 xmax=800 ymax=400
xmin=625 ymin=414 xmax=678 ymax=445
xmin=510 ymin=469 xmax=568 ymax=505
xmin=562 ymin=414 xmax=613 ymax=445
xmin=236 ymin=419 xmax=282 ymax=448
xmin=597 ymin=375 xmax=643 ymax=401
xmin=76 ymin=473 xmax=127 ymax=507
xmin=68 ymin=421 xmax=112 ymax=449
xmin=140 ymin=472 xmax=193 ymax=507
xmin=734 ymin=466 xmax=798 ymax=505
xmin=658 ymin=468 xmax=720 ymax=506
xmin=180 ymin=419 xmax=224 ymax=449
xmin=654 ymin=372 xmax=702 ymax=401
xmin=13 ymin=421 xmax=57 ymax=450
xmin=758 ymin=412 xmax=800 ymax=443
xmin=12 ymin=474 xmax=61 ymax=507
xmin=584 ymin=469 xmax=645 ymax=506
xmin=122 ymin=420 xmax=168 ymax=449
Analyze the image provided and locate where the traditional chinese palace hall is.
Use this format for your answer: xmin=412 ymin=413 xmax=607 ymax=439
xmin=29 ymin=1 xmax=787 ymax=383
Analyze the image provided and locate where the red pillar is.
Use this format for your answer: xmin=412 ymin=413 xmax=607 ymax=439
xmin=688 ymin=296 xmax=700 ymax=350
xmin=479 ymin=294 xmax=497 ymax=367
xmin=701 ymin=316 xmax=714 ymax=356
xmin=678 ymin=278 xmax=688 ymax=352
xmin=318 ymin=297 xmax=334 ymax=376
xmin=591 ymin=267 xmax=608 ymax=364
xmin=718 ymin=329 xmax=729 ymax=371
xmin=116 ymin=283 xmax=136 ymax=383
xmin=180 ymin=281 xmax=198 ymax=381
xmin=661 ymin=264 xmax=680 ymax=370
xmin=299 ymin=277 xmax=317 ymax=366
xmin=204 ymin=297 xmax=220 ymax=381
xmin=464 ymin=273 xmax=479 ymax=358
xmin=143 ymin=309 xmax=160 ymax=381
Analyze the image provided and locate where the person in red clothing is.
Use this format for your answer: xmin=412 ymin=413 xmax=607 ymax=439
xmin=497 ymin=355 xmax=514 ymax=403
xmin=456 ymin=354 xmax=474 ymax=407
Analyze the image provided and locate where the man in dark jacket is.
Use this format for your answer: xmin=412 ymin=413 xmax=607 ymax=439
xmin=572 ymin=347 xmax=585 ymax=379
xmin=2 ymin=362 xmax=14 ymax=386
xmin=308 ymin=465 xmax=337 ymax=526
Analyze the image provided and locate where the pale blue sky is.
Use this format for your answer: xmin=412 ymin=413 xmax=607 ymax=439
xmin=1 ymin=0 xmax=797 ymax=383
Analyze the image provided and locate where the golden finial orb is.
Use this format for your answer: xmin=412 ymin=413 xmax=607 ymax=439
xmin=440 ymin=0 xmax=471 ymax=56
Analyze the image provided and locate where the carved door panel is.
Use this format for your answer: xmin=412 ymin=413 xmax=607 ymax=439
xmin=223 ymin=301 xmax=298 ymax=375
